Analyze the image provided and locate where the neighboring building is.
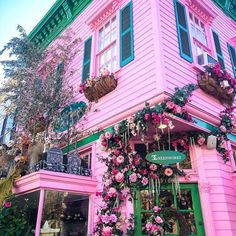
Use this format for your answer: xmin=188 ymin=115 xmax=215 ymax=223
xmin=12 ymin=0 xmax=236 ymax=236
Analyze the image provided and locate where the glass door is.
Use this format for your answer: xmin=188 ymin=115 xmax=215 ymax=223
xmin=134 ymin=184 xmax=205 ymax=236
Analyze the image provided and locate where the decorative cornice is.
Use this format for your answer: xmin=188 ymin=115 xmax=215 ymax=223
xmin=184 ymin=0 xmax=217 ymax=24
xmin=86 ymin=0 xmax=123 ymax=30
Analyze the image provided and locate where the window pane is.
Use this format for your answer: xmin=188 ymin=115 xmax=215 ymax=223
xmin=140 ymin=190 xmax=156 ymax=210
xmin=41 ymin=191 xmax=89 ymax=236
xmin=180 ymin=28 xmax=191 ymax=57
xmin=176 ymin=2 xmax=187 ymax=28
xmin=182 ymin=212 xmax=197 ymax=235
xmin=159 ymin=190 xmax=175 ymax=208
xmin=177 ymin=189 xmax=193 ymax=210
xmin=15 ymin=191 xmax=40 ymax=235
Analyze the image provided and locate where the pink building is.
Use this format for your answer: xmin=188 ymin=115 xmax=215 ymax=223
xmin=12 ymin=0 xmax=236 ymax=235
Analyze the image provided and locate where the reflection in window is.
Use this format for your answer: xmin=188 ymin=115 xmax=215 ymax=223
xmin=16 ymin=191 xmax=40 ymax=234
xmin=140 ymin=190 xmax=156 ymax=210
xmin=182 ymin=212 xmax=197 ymax=234
xmin=141 ymin=212 xmax=152 ymax=234
xmin=41 ymin=191 xmax=89 ymax=236
xmin=159 ymin=190 xmax=175 ymax=208
xmin=177 ymin=189 xmax=193 ymax=210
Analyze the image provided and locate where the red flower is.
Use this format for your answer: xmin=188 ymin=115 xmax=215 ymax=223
xmin=4 ymin=202 xmax=12 ymax=208
xmin=144 ymin=113 xmax=150 ymax=121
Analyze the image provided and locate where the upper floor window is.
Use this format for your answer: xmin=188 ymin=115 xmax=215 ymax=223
xmin=97 ymin=16 xmax=117 ymax=74
xmin=212 ymin=0 xmax=236 ymax=21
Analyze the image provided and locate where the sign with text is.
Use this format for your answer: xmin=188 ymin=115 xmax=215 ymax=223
xmin=146 ymin=150 xmax=186 ymax=164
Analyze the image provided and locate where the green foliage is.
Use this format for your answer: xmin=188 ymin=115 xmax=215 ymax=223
xmin=0 ymin=195 xmax=34 ymax=236
xmin=0 ymin=25 xmax=80 ymax=136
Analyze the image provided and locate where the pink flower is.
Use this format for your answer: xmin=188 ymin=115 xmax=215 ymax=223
xmin=4 ymin=202 xmax=12 ymax=208
xmin=220 ymin=125 xmax=227 ymax=133
xmin=108 ymin=187 xmax=117 ymax=197
xmin=114 ymin=124 xmax=119 ymax=132
xmin=144 ymin=113 xmax=150 ymax=121
xmin=112 ymin=168 xmax=119 ymax=175
xmin=164 ymin=168 xmax=173 ymax=176
xmin=150 ymin=164 xmax=157 ymax=171
xmin=155 ymin=216 xmax=163 ymax=224
xmin=101 ymin=214 xmax=110 ymax=224
xmin=102 ymin=226 xmax=112 ymax=236
xmin=134 ymin=158 xmax=140 ymax=166
xmin=153 ymin=206 xmax=161 ymax=213
xmin=127 ymin=116 xmax=135 ymax=123
xmin=166 ymin=101 xmax=175 ymax=109
xmin=115 ymin=172 xmax=124 ymax=183
xmin=101 ymin=202 xmax=108 ymax=209
xmin=129 ymin=173 xmax=137 ymax=182
xmin=109 ymin=214 xmax=118 ymax=223
xmin=141 ymin=177 xmax=148 ymax=186
xmin=116 ymin=155 xmax=125 ymax=164
xmin=174 ymin=105 xmax=182 ymax=114
xmin=121 ymin=187 xmax=130 ymax=197
xmin=146 ymin=222 xmax=153 ymax=231
xmin=105 ymin=132 xmax=112 ymax=139
xmin=151 ymin=224 xmax=161 ymax=234
xmin=197 ymin=136 xmax=205 ymax=146
xmin=113 ymin=149 xmax=120 ymax=156
xmin=227 ymin=88 xmax=234 ymax=94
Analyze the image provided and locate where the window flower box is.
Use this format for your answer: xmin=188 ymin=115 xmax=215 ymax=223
xmin=197 ymin=63 xmax=236 ymax=105
xmin=79 ymin=73 xmax=117 ymax=102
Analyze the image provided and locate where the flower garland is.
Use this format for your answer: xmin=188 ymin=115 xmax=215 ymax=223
xmin=94 ymin=83 xmax=236 ymax=235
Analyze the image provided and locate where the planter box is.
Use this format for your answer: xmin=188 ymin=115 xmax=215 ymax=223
xmin=197 ymin=72 xmax=234 ymax=105
xmin=83 ymin=74 xmax=117 ymax=102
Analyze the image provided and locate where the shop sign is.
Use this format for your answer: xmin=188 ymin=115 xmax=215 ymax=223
xmin=146 ymin=150 xmax=186 ymax=164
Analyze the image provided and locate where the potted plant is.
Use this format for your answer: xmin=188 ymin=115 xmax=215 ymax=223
xmin=79 ymin=69 xmax=117 ymax=102
xmin=198 ymin=63 xmax=236 ymax=104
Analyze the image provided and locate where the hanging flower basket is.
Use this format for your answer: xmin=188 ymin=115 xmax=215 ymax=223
xmin=197 ymin=64 xmax=236 ymax=105
xmin=79 ymin=73 xmax=117 ymax=102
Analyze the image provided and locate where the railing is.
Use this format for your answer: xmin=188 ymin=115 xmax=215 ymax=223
xmin=30 ymin=160 xmax=92 ymax=176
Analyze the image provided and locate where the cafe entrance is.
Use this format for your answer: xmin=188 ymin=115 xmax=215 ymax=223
xmin=134 ymin=184 xmax=205 ymax=236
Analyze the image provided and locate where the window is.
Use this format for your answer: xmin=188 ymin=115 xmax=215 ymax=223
xmin=97 ymin=16 xmax=117 ymax=74
xmin=189 ymin=13 xmax=210 ymax=64
xmin=79 ymin=149 xmax=92 ymax=170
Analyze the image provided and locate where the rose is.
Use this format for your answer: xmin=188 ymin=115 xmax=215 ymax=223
xmin=141 ymin=177 xmax=148 ymax=186
xmin=155 ymin=216 xmax=163 ymax=224
xmin=113 ymin=149 xmax=120 ymax=156
xmin=166 ymin=101 xmax=175 ymax=109
xmin=104 ymin=132 xmax=112 ymax=139
xmin=129 ymin=173 xmax=137 ymax=182
xmin=220 ymin=125 xmax=227 ymax=133
xmin=197 ymin=136 xmax=205 ymax=146
xmin=115 ymin=172 xmax=124 ymax=183
xmin=153 ymin=206 xmax=161 ymax=213
xmin=101 ymin=214 xmax=110 ymax=224
xmin=227 ymin=88 xmax=234 ymax=94
xmin=4 ymin=202 xmax=12 ymax=208
xmin=127 ymin=116 xmax=135 ymax=123
xmin=116 ymin=155 xmax=125 ymax=164
xmin=112 ymin=168 xmax=119 ymax=175
xmin=144 ymin=113 xmax=150 ymax=121
xmin=174 ymin=105 xmax=182 ymax=114
xmin=146 ymin=222 xmax=153 ymax=231
xmin=109 ymin=214 xmax=118 ymax=223
xmin=134 ymin=158 xmax=140 ymax=166
xmin=150 ymin=224 xmax=161 ymax=234
xmin=164 ymin=168 xmax=173 ymax=177
xmin=108 ymin=187 xmax=117 ymax=197
xmin=102 ymin=226 xmax=112 ymax=236
xmin=121 ymin=187 xmax=130 ymax=197
xmin=150 ymin=164 xmax=157 ymax=171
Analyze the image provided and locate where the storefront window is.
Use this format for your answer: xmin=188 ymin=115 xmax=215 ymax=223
xmin=41 ymin=190 xmax=89 ymax=236
xmin=16 ymin=191 xmax=40 ymax=234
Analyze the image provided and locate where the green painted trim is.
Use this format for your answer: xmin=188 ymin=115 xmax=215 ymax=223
xmin=192 ymin=117 xmax=218 ymax=132
xmin=134 ymin=184 xmax=205 ymax=236
xmin=82 ymin=36 xmax=92 ymax=82
xmin=211 ymin=0 xmax=236 ymax=22
xmin=212 ymin=30 xmax=225 ymax=69
xmin=227 ymin=43 xmax=236 ymax=77
xmin=173 ymin=0 xmax=193 ymax=63
xmin=28 ymin=0 xmax=93 ymax=47
xmin=120 ymin=1 xmax=134 ymax=67
xmin=62 ymin=126 xmax=113 ymax=153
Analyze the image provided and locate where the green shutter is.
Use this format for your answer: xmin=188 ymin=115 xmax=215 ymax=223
xmin=212 ymin=31 xmax=225 ymax=69
xmin=82 ymin=36 xmax=92 ymax=82
xmin=173 ymin=0 xmax=193 ymax=63
xmin=227 ymin=43 xmax=236 ymax=77
xmin=120 ymin=1 xmax=134 ymax=67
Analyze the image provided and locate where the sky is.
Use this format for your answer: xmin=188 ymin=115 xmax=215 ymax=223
xmin=0 ymin=0 xmax=56 ymax=79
